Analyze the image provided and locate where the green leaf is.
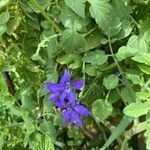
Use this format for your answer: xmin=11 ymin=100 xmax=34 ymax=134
xmin=101 ymin=116 xmax=133 ymax=150
xmin=82 ymin=50 xmax=108 ymax=65
xmin=111 ymin=0 xmax=130 ymax=20
xmin=136 ymin=91 xmax=150 ymax=100
xmin=92 ymin=99 xmax=112 ymax=122
xmin=116 ymin=35 xmax=149 ymax=61
xmin=85 ymin=65 xmax=102 ymax=76
xmin=54 ymin=113 xmax=65 ymax=126
xmin=103 ymin=75 xmax=119 ymax=89
xmin=65 ymin=0 xmax=85 ymax=18
xmin=105 ymin=16 xmax=121 ymax=37
xmin=137 ymin=64 xmax=150 ymax=74
xmin=121 ymin=87 xmax=136 ymax=104
xmin=116 ymin=20 xmax=133 ymax=40
xmin=47 ymin=30 xmax=58 ymax=59
xmin=0 ymin=133 xmax=4 ymax=150
xmin=39 ymin=121 xmax=56 ymax=143
xmin=21 ymin=86 xmax=35 ymax=111
xmin=84 ymin=29 xmax=103 ymax=51
xmin=57 ymin=53 xmax=82 ymax=69
xmin=0 ymin=0 xmax=10 ymax=10
xmin=88 ymin=0 xmax=114 ymax=31
xmin=132 ymin=53 xmax=150 ymax=66
xmin=125 ymin=72 xmax=143 ymax=85
xmin=143 ymin=29 xmax=150 ymax=46
xmin=59 ymin=2 xmax=88 ymax=32
xmin=38 ymin=135 xmax=54 ymax=150
xmin=0 ymin=11 xmax=10 ymax=24
xmin=7 ymin=18 xmax=19 ymax=35
xmin=108 ymin=90 xmax=120 ymax=104
xmin=123 ymin=102 xmax=149 ymax=118
xmin=0 ymin=24 xmax=7 ymax=36
xmin=11 ymin=106 xmax=29 ymax=117
xmin=61 ymin=28 xmax=86 ymax=51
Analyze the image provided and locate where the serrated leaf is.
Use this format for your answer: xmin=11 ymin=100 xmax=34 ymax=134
xmin=39 ymin=121 xmax=56 ymax=143
xmin=85 ymin=65 xmax=102 ymax=76
xmin=65 ymin=0 xmax=85 ymax=18
xmin=105 ymin=16 xmax=121 ymax=37
xmin=111 ymin=0 xmax=130 ymax=20
xmin=84 ymin=29 xmax=103 ymax=51
xmin=38 ymin=135 xmax=54 ymax=150
xmin=116 ymin=20 xmax=133 ymax=40
xmin=92 ymin=99 xmax=112 ymax=122
xmin=121 ymin=87 xmax=136 ymax=104
xmin=108 ymin=90 xmax=120 ymax=104
xmin=132 ymin=53 xmax=150 ymax=66
xmin=123 ymin=102 xmax=149 ymax=118
xmin=103 ymin=75 xmax=119 ymax=89
xmin=59 ymin=2 xmax=88 ymax=32
xmin=89 ymin=0 xmax=114 ymax=31
xmin=125 ymin=72 xmax=142 ymax=85
xmin=0 ymin=11 xmax=10 ymax=24
xmin=116 ymin=35 xmax=148 ymax=61
xmin=57 ymin=53 xmax=82 ymax=69
xmin=82 ymin=50 xmax=108 ymax=65
xmin=61 ymin=28 xmax=86 ymax=51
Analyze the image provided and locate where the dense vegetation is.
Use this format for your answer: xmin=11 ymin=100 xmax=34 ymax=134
xmin=0 ymin=0 xmax=150 ymax=149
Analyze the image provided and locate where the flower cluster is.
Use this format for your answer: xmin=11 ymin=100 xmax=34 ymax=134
xmin=45 ymin=69 xmax=90 ymax=127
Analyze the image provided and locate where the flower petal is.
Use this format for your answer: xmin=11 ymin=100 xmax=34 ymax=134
xmin=69 ymin=111 xmax=82 ymax=127
xmin=55 ymin=101 xmax=66 ymax=108
xmin=72 ymin=80 xmax=85 ymax=90
xmin=59 ymin=92 xmax=67 ymax=108
xmin=74 ymin=104 xmax=91 ymax=116
xmin=45 ymin=83 xmax=64 ymax=92
xmin=60 ymin=69 xmax=71 ymax=84
xmin=66 ymin=92 xmax=76 ymax=103
xmin=62 ymin=109 xmax=71 ymax=121
xmin=48 ymin=93 xmax=58 ymax=101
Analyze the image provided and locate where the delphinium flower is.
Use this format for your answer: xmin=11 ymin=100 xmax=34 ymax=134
xmin=45 ymin=69 xmax=90 ymax=127
xmin=45 ymin=69 xmax=84 ymax=107
xmin=62 ymin=102 xmax=90 ymax=127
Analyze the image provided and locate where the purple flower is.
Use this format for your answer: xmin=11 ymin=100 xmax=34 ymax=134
xmin=45 ymin=69 xmax=90 ymax=127
xmin=45 ymin=69 xmax=84 ymax=105
xmin=62 ymin=103 xmax=90 ymax=127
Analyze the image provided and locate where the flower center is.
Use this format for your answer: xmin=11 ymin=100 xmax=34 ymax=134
xmin=65 ymin=82 xmax=71 ymax=93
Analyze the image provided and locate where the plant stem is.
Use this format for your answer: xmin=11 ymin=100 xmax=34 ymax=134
xmin=31 ymin=0 xmax=62 ymax=33
xmin=108 ymin=39 xmax=125 ymax=77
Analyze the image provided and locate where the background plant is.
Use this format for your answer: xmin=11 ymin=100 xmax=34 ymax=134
xmin=0 ymin=0 xmax=150 ymax=149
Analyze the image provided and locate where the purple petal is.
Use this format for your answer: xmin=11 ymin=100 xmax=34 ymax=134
xmin=55 ymin=101 xmax=66 ymax=108
xmin=72 ymin=80 xmax=85 ymax=90
xmin=66 ymin=92 xmax=76 ymax=103
xmin=48 ymin=93 xmax=58 ymax=101
xmin=45 ymin=83 xmax=64 ymax=92
xmin=59 ymin=92 xmax=67 ymax=108
xmin=60 ymin=69 xmax=71 ymax=84
xmin=69 ymin=111 xmax=82 ymax=127
xmin=62 ymin=109 xmax=71 ymax=121
xmin=74 ymin=104 xmax=90 ymax=116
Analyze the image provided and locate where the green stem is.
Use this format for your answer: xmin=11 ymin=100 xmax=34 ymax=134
xmin=108 ymin=39 xmax=125 ymax=77
xmin=31 ymin=0 xmax=62 ymax=33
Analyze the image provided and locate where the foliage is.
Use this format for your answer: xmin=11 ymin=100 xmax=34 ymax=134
xmin=0 ymin=0 xmax=150 ymax=149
